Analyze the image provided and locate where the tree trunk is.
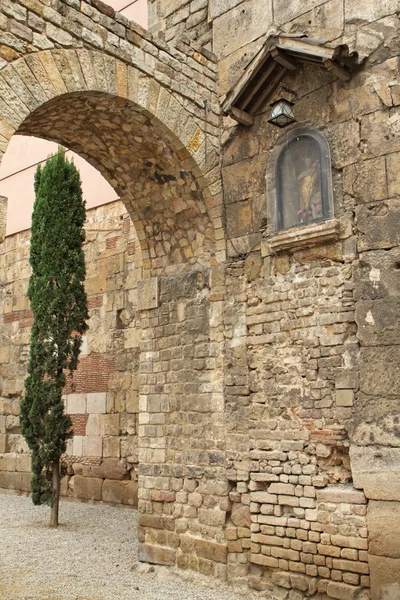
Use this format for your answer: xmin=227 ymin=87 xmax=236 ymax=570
xmin=49 ymin=458 xmax=60 ymax=528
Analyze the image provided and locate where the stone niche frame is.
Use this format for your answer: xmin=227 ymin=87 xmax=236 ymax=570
xmin=265 ymin=125 xmax=338 ymax=253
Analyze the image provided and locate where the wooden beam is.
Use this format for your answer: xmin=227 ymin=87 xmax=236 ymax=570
xmin=276 ymin=37 xmax=336 ymax=60
xmin=271 ymin=48 xmax=298 ymax=71
xmin=228 ymin=106 xmax=254 ymax=126
xmin=323 ymin=58 xmax=351 ymax=81
xmin=250 ymin=66 xmax=286 ymax=115
xmin=238 ymin=61 xmax=277 ymax=111
xmin=222 ymin=44 xmax=272 ymax=113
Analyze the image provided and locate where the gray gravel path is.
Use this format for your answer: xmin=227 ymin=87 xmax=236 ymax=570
xmin=0 ymin=493 xmax=246 ymax=600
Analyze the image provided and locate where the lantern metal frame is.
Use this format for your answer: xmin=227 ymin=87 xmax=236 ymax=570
xmin=267 ymin=99 xmax=296 ymax=128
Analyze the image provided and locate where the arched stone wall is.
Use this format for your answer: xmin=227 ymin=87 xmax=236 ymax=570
xmin=0 ymin=23 xmax=228 ymax=578
xmin=1 ymin=48 xmax=223 ymax=275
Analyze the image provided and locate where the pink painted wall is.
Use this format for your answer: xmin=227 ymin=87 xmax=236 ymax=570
xmin=0 ymin=0 xmax=147 ymax=237
xmin=109 ymin=0 xmax=147 ymax=27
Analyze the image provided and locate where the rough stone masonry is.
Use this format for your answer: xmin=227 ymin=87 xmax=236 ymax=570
xmin=0 ymin=0 xmax=400 ymax=599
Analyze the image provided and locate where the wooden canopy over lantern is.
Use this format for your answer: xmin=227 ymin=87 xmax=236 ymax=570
xmin=222 ymin=35 xmax=360 ymax=126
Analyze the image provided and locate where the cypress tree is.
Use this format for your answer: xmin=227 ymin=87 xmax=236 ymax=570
xmin=20 ymin=149 xmax=88 ymax=527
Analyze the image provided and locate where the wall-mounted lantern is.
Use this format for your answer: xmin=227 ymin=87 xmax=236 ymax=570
xmin=222 ymin=35 xmax=358 ymax=127
xmin=267 ymin=99 xmax=296 ymax=128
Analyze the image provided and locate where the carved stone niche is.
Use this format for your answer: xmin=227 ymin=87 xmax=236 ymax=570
xmin=264 ymin=125 xmax=338 ymax=253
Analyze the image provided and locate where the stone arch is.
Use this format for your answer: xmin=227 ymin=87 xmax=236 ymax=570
xmin=0 ymin=48 xmax=224 ymax=275
xmin=0 ymin=40 xmax=228 ymax=576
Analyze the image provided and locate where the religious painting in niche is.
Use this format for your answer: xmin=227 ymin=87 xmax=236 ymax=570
xmin=276 ymin=132 xmax=332 ymax=231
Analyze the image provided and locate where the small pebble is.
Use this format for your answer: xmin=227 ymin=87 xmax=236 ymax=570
xmin=0 ymin=494 xmax=247 ymax=600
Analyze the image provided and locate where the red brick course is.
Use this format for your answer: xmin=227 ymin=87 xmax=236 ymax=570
xmin=69 ymin=414 xmax=89 ymax=436
xmin=64 ymin=354 xmax=115 ymax=393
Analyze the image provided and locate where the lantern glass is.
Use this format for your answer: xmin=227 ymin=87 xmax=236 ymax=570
xmin=268 ymin=99 xmax=296 ymax=128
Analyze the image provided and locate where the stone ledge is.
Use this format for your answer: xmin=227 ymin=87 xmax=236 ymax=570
xmin=264 ymin=219 xmax=340 ymax=254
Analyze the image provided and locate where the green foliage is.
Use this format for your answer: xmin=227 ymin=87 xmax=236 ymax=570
xmin=20 ymin=149 xmax=88 ymax=506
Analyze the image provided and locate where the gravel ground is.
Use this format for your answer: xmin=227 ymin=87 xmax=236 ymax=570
xmin=0 ymin=493 xmax=247 ymax=600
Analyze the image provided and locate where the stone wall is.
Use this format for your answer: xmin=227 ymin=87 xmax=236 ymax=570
xmin=214 ymin=1 xmax=400 ymax=598
xmin=148 ymin=0 xmax=211 ymax=49
xmin=0 ymin=200 xmax=139 ymax=506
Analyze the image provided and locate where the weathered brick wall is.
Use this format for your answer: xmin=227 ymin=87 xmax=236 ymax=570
xmin=215 ymin=0 xmax=400 ymax=598
xmin=148 ymin=0 xmax=211 ymax=49
xmin=0 ymin=200 xmax=139 ymax=506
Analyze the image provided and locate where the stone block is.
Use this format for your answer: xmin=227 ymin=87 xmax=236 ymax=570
xmin=101 ymin=414 xmax=120 ymax=436
xmin=317 ymin=485 xmax=367 ymax=504
xmin=213 ymin=0 xmax=273 ymax=59
xmin=354 ymin=247 xmax=400 ymax=301
xmin=357 ymin=199 xmax=400 ymax=252
xmin=0 ymin=470 xmax=22 ymax=489
xmin=82 ymin=435 xmax=102 ymax=457
xmin=351 ymin=446 xmax=400 ymax=501
xmin=330 ymin=535 xmax=368 ymax=550
xmin=218 ymin=38 xmax=260 ymax=96
xmin=194 ymin=538 xmax=227 ymax=563
xmin=209 ymin=0 xmax=243 ymax=20
xmin=290 ymin=573 xmax=311 ymax=592
xmin=86 ymin=392 xmax=106 ymax=414
xmin=329 ymin=119 xmax=361 ymax=169
xmin=274 ymin=0 xmax=325 ymax=25
xmin=124 ymin=327 xmax=140 ymax=349
xmin=198 ymin=508 xmax=226 ymax=527
xmin=126 ymin=390 xmax=139 ymax=413
xmin=368 ymin=500 xmax=400 ymax=558
xmin=387 ymin=152 xmax=400 ymax=198
xmin=137 ymin=543 xmax=176 ymax=566
xmin=137 ymin=278 xmax=158 ymax=311
xmin=269 ymin=483 xmax=295 ymax=495
xmin=73 ymin=475 xmax=103 ymax=501
xmin=226 ymin=200 xmax=253 ymax=238
xmin=66 ymin=394 xmax=86 ymax=414
xmin=103 ymin=436 xmax=120 ymax=458
xmin=20 ymin=472 xmax=32 ymax=492
xmin=362 ymin=108 xmax=400 ymax=158
xmin=16 ymin=454 xmax=31 ymax=472
xmin=0 ymin=454 xmax=16 ymax=471
xmin=138 ymin=514 xmax=175 ymax=531
xmin=72 ymin=436 xmax=83 ymax=457
xmin=271 ymin=571 xmax=291 ymax=588
xmin=222 ymin=154 xmax=267 ymax=205
xmin=5 ymin=434 xmax=28 ymax=454
xmin=282 ymin=0 xmax=344 ymax=41
xmin=82 ymin=458 xmax=129 ymax=481
xmin=326 ymin=581 xmax=362 ymax=599
xmin=335 ymin=390 xmax=354 ymax=407
xmin=345 ymin=0 xmax=398 ymax=22
xmin=86 ymin=414 xmax=101 ymax=436
xmin=231 ymin=503 xmax=251 ymax=528
xmin=356 ymin=299 xmax=400 ymax=346
xmin=331 ymin=559 xmax=369 ymax=574
xmin=360 ymin=346 xmax=400 ymax=396
xmin=160 ymin=272 xmax=198 ymax=302
xmin=120 ymin=437 xmax=137 ymax=459
xmin=369 ymin=555 xmax=400 ymax=600
xmin=102 ymin=479 xmax=138 ymax=505
xmin=343 ymin=156 xmax=387 ymax=205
